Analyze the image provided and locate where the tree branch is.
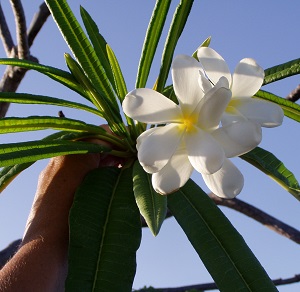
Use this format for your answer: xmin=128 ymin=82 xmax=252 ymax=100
xmin=208 ymin=193 xmax=300 ymax=244
xmin=286 ymin=84 xmax=300 ymax=102
xmin=138 ymin=274 xmax=300 ymax=291
xmin=142 ymin=193 xmax=300 ymax=245
xmin=10 ymin=0 xmax=29 ymax=59
xmin=0 ymin=1 xmax=50 ymax=118
xmin=0 ymin=3 xmax=14 ymax=55
xmin=1 ymin=239 xmax=299 ymax=291
xmin=27 ymin=3 xmax=50 ymax=48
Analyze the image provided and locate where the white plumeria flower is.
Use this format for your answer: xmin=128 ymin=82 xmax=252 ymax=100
xmin=123 ymin=55 xmax=262 ymax=198
xmin=197 ymin=47 xmax=284 ymax=130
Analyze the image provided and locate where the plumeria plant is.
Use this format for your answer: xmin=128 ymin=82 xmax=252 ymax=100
xmin=0 ymin=0 xmax=300 ymax=291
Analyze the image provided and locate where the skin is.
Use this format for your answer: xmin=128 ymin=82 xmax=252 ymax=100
xmin=0 ymin=128 xmax=124 ymax=292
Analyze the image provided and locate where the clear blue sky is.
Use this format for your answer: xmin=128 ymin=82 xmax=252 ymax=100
xmin=0 ymin=1 xmax=299 ymax=291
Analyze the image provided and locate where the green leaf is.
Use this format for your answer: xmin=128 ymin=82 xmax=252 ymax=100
xmin=162 ymin=84 xmax=178 ymax=103
xmin=64 ymin=53 xmax=107 ymax=115
xmin=45 ymin=1 xmax=132 ymax=139
xmin=135 ymin=0 xmax=172 ymax=88
xmin=255 ymin=90 xmax=300 ymax=122
xmin=132 ymin=161 xmax=167 ymax=236
xmin=0 ymin=116 xmax=104 ymax=134
xmin=0 ymin=92 xmax=101 ymax=117
xmin=66 ymin=167 xmax=141 ymax=291
xmin=263 ymin=58 xmax=300 ymax=85
xmin=106 ymin=44 xmax=128 ymax=101
xmin=105 ymin=44 xmax=137 ymax=136
xmin=241 ymin=147 xmax=300 ymax=201
xmin=0 ymin=163 xmax=33 ymax=193
xmin=0 ymin=140 xmax=110 ymax=167
xmin=0 ymin=131 xmax=97 ymax=192
xmin=0 ymin=58 xmax=86 ymax=97
xmin=45 ymin=1 xmax=117 ymax=110
xmin=168 ymin=179 xmax=277 ymax=291
xmin=44 ymin=130 xmax=98 ymax=142
xmin=156 ymin=0 xmax=194 ymax=92
xmin=80 ymin=6 xmax=116 ymax=93
xmin=62 ymin=53 xmax=128 ymax=139
xmin=192 ymin=36 xmax=211 ymax=60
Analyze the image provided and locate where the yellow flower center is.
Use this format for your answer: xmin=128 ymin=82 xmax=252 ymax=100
xmin=179 ymin=108 xmax=198 ymax=133
xmin=183 ymin=117 xmax=196 ymax=132
xmin=226 ymin=98 xmax=241 ymax=113
xmin=226 ymin=98 xmax=241 ymax=111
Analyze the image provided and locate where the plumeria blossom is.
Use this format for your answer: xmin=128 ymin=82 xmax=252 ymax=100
xmin=123 ymin=54 xmax=263 ymax=198
xmin=197 ymin=47 xmax=284 ymax=130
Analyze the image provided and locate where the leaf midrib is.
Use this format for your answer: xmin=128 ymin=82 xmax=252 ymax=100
xmin=92 ymin=169 xmax=122 ymax=291
xmin=178 ymin=189 xmax=252 ymax=291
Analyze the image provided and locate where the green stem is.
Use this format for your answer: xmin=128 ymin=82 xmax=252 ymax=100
xmin=79 ymin=131 xmax=136 ymax=155
xmin=110 ymin=149 xmax=135 ymax=158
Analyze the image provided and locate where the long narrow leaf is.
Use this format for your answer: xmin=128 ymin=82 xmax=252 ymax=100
xmin=64 ymin=53 xmax=108 ymax=117
xmin=0 ymin=116 xmax=104 ymax=134
xmin=0 ymin=131 xmax=97 ymax=192
xmin=156 ymin=0 xmax=194 ymax=92
xmin=66 ymin=167 xmax=141 ymax=291
xmin=45 ymin=1 xmax=133 ymax=138
xmin=0 ymin=58 xmax=86 ymax=97
xmin=43 ymin=130 xmax=99 ymax=142
xmin=45 ymin=1 xmax=117 ymax=109
xmin=162 ymin=84 xmax=178 ymax=103
xmin=240 ymin=147 xmax=300 ymax=200
xmin=105 ymin=44 xmax=138 ymax=137
xmin=135 ymin=0 xmax=172 ymax=88
xmin=255 ymin=90 xmax=300 ymax=122
xmin=0 ymin=92 xmax=101 ymax=117
xmin=106 ymin=44 xmax=128 ymax=101
xmin=168 ymin=179 xmax=277 ymax=291
xmin=80 ymin=6 xmax=116 ymax=93
xmin=263 ymin=58 xmax=300 ymax=85
xmin=0 ymin=163 xmax=33 ymax=193
xmin=0 ymin=140 xmax=110 ymax=167
xmin=192 ymin=36 xmax=211 ymax=59
xmin=133 ymin=161 xmax=167 ymax=236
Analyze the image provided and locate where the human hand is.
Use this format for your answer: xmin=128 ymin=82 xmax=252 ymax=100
xmin=0 ymin=125 xmax=124 ymax=292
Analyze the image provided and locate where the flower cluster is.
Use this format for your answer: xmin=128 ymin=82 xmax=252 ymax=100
xmin=123 ymin=47 xmax=283 ymax=198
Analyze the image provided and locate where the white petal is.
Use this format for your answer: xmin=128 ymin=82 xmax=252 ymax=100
xmin=234 ymin=98 xmax=284 ymax=127
xmin=231 ymin=58 xmax=264 ymax=98
xmin=221 ymin=108 xmax=247 ymax=126
xmin=212 ymin=121 xmax=262 ymax=157
xmin=202 ymin=158 xmax=244 ymax=199
xmin=197 ymin=47 xmax=232 ymax=86
xmin=122 ymin=88 xmax=182 ymax=123
xmin=152 ymin=148 xmax=193 ymax=195
xmin=198 ymin=69 xmax=213 ymax=93
xmin=136 ymin=127 xmax=158 ymax=151
xmin=185 ymin=128 xmax=225 ymax=175
xmin=171 ymin=55 xmax=204 ymax=112
xmin=197 ymin=76 xmax=231 ymax=131
xmin=137 ymin=124 xmax=184 ymax=173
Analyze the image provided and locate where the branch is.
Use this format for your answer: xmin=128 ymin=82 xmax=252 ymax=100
xmin=286 ymin=84 xmax=300 ymax=102
xmin=10 ymin=0 xmax=29 ymax=59
xmin=0 ymin=2 xmax=50 ymax=118
xmin=138 ymin=274 xmax=300 ymax=291
xmin=1 ymin=239 xmax=299 ymax=291
xmin=0 ymin=3 xmax=14 ymax=55
xmin=0 ymin=53 xmax=38 ymax=118
xmin=27 ymin=3 xmax=50 ymax=48
xmin=141 ymin=193 xmax=300 ymax=245
xmin=209 ymin=193 xmax=300 ymax=244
